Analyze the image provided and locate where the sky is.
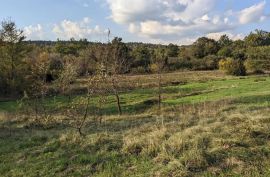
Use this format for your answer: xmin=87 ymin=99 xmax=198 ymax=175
xmin=0 ymin=0 xmax=270 ymax=45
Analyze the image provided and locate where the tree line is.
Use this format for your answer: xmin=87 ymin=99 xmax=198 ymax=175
xmin=1 ymin=20 xmax=270 ymax=98
xmin=1 ymin=19 xmax=270 ymax=135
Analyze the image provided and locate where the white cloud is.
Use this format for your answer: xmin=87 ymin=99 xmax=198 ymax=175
xmin=107 ymin=0 xmax=166 ymax=24
xmin=106 ymin=0 xmax=270 ymax=44
xmin=238 ymin=1 xmax=267 ymax=24
xmin=52 ymin=18 xmax=107 ymax=40
xmin=129 ymin=18 xmax=234 ymax=40
xmin=24 ymin=24 xmax=44 ymax=40
xmin=206 ymin=32 xmax=245 ymax=41
xmin=106 ymin=0 xmax=233 ymax=43
xmin=128 ymin=23 xmax=140 ymax=33
xmin=201 ymin=14 xmax=210 ymax=21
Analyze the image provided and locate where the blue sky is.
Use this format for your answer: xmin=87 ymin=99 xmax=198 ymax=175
xmin=0 ymin=0 xmax=269 ymax=44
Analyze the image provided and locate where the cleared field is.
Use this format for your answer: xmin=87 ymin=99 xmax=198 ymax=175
xmin=1 ymin=71 xmax=270 ymax=177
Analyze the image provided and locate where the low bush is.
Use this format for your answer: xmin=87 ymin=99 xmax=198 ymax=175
xmin=244 ymin=59 xmax=265 ymax=74
xmin=219 ymin=58 xmax=246 ymax=76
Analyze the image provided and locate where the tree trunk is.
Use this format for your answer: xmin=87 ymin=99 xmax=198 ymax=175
xmin=34 ymin=97 xmax=38 ymax=121
xmin=158 ymin=72 xmax=162 ymax=112
xmin=115 ymin=93 xmax=122 ymax=115
xmin=112 ymin=77 xmax=122 ymax=116
xmin=78 ymin=95 xmax=90 ymax=136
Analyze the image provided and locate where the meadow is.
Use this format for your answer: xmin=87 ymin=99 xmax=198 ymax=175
xmin=1 ymin=70 xmax=270 ymax=177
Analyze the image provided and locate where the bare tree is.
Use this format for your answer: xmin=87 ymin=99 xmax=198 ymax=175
xmin=55 ymin=60 xmax=94 ymax=135
xmin=151 ymin=47 xmax=167 ymax=113
xmin=107 ymin=37 xmax=130 ymax=115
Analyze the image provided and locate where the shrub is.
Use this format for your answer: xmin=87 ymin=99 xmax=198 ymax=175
xmin=150 ymin=63 xmax=159 ymax=73
xmin=168 ymin=58 xmax=193 ymax=71
xmin=131 ymin=66 xmax=149 ymax=74
xmin=246 ymin=46 xmax=270 ymax=71
xmin=219 ymin=58 xmax=246 ymax=76
xmin=217 ymin=47 xmax=232 ymax=57
xmin=244 ymin=59 xmax=265 ymax=74
xmin=202 ymin=55 xmax=220 ymax=70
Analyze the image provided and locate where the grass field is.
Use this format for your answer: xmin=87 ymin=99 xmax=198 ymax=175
xmin=1 ymin=71 xmax=270 ymax=177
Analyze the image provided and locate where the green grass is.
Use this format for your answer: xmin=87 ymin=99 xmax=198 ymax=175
xmin=1 ymin=72 xmax=270 ymax=176
xmin=1 ymin=75 xmax=270 ymax=114
xmin=164 ymin=76 xmax=270 ymax=105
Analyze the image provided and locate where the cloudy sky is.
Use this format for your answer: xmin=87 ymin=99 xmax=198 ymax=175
xmin=0 ymin=0 xmax=269 ymax=44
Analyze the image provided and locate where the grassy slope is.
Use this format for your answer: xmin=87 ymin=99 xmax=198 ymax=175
xmin=1 ymin=72 xmax=270 ymax=177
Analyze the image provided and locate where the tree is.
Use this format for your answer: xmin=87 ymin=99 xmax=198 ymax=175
xmin=245 ymin=46 xmax=270 ymax=73
xmin=217 ymin=46 xmax=232 ymax=58
xmin=230 ymin=40 xmax=247 ymax=61
xmin=131 ymin=46 xmax=151 ymax=73
xmin=217 ymin=35 xmax=233 ymax=58
xmin=0 ymin=20 xmax=29 ymax=95
xmin=245 ymin=30 xmax=270 ymax=47
xmin=21 ymin=51 xmax=53 ymax=126
xmin=110 ymin=37 xmax=130 ymax=74
xmin=77 ymin=47 xmax=99 ymax=76
xmin=56 ymin=60 xmax=78 ymax=100
xmin=218 ymin=35 xmax=233 ymax=47
xmin=192 ymin=37 xmax=220 ymax=58
xmin=167 ymin=43 xmax=179 ymax=57
xmin=78 ymin=37 xmax=127 ymax=119
xmin=55 ymin=60 xmax=94 ymax=136
xmin=106 ymin=37 xmax=131 ymax=115
xmin=152 ymin=47 xmax=167 ymax=113
xmin=55 ymin=38 xmax=88 ymax=56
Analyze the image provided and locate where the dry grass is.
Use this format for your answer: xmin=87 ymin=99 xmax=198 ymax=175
xmin=1 ymin=72 xmax=270 ymax=177
xmin=74 ymin=70 xmax=229 ymax=93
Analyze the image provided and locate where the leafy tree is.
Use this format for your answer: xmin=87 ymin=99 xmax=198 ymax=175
xmin=192 ymin=37 xmax=220 ymax=58
xmin=55 ymin=38 xmax=88 ymax=56
xmin=77 ymin=47 xmax=98 ymax=76
xmin=110 ymin=37 xmax=130 ymax=74
xmin=131 ymin=46 xmax=151 ymax=73
xmin=201 ymin=55 xmax=220 ymax=70
xmin=21 ymin=51 xmax=54 ymax=126
xmin=245 ymin=46 xmax=270 ymax=72
xmin=244 ymin=30 xmax=270 ymax=47
xmin=167 ymin=43 xmax=179 ymax=57
xmin=0 ymin=20 xmax=29 ymax=95
xmin=217 ymin=46 xmax=232 ymax=58
xmin=217 ymin=35 xmax=233 ymax=58
xmin=218 ymin=35 xmax=233 ymax=47
xmin=56 ymin=60 xmax=78 ymax=99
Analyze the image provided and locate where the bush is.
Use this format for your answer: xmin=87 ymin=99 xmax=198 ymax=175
xmin=189 ymin=55 xmax=219 ymax=71
xmin=131 ymin=66 xmax=149 ymax=74
xmin=202 ymin=55 xmax=220 ymax=70
xmin=168 ymin=58 xmax=193 ymax=71
xmin=219 ymin=58 xmax=246 ymax=76
xmin=244 ymin=59 xmax=265 ymax=74
xmin=218 ymin=47 xmax=232 ymax=57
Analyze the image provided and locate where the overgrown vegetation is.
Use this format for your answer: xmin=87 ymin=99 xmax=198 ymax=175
xmin=1 ymin=20 xmax=270 ymax=177
xmin=2 ymin=21 xmax=270 ymax=99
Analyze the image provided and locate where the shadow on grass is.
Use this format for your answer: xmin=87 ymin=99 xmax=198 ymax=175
xmin=84 ymin=115 xmax=157 ymax=134
xmin=96 ymin=99 xmax=156 ymax=115
xmin=233 ymin=94 xmax=270 ymax=105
